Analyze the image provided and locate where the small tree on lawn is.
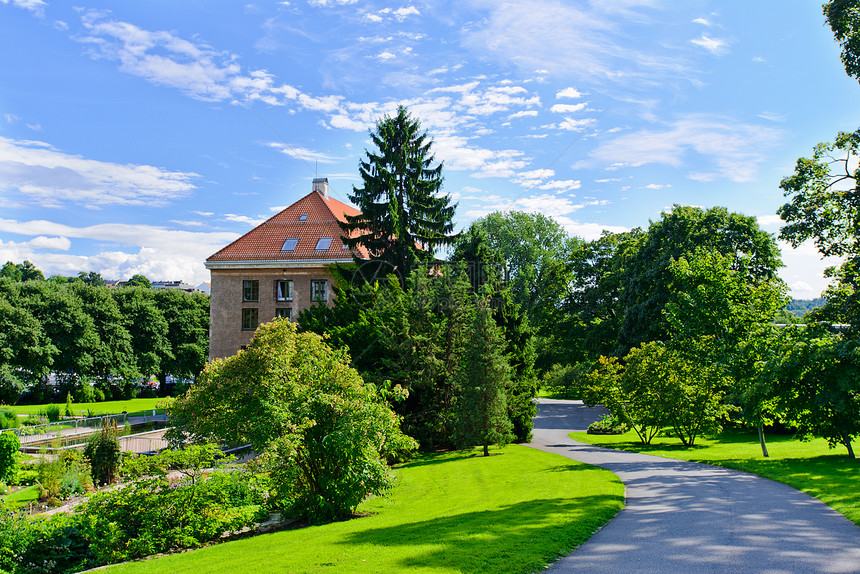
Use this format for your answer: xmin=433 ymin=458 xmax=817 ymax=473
xmin=454 ymin=297 xmax=513 ymax=456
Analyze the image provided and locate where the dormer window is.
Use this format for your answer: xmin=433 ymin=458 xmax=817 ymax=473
xmin=281 ymin=238 xmax=299 ymax=252
xmin=315 ymin=237 xmax=332 ymax=251
xmin=299 ymin=214 xmax=308 ymax=222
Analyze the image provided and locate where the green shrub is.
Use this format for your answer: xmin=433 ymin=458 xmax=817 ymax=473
xmin=79 ymin=453 xmax=267 ymax=565
xmin=41 ymin=405 xmax=60 ymax=423
xmin=0 ymin=507 xmax=37 ymax=574
xmin=587 ymin=413 xmax=628 ymax=435
xmin=83 ymin=420 xmax=121 ymax=486
xmin=0 ymin=408 xmax=19 ymax=430
xmin=35 ymin=450 xmax=90 ymax=505
xmin=64 ymin=393 xmax=74 ymax=418
xmin=0 ymin=433 xmax=20 ymax=484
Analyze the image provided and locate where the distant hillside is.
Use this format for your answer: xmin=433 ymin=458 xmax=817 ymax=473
xmin=784 ymin=298 xmax=825 ymax=317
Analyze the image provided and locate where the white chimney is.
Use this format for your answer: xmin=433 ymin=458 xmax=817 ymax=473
xmin=312 ymin=177 xmax=329 ymax=199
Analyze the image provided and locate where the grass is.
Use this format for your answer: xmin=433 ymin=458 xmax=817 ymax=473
xmin=1 ymin=484 xmax=40 ymax=508
xmin=570 ymin=428 xmax=860 ymax=526
xmin=10 ymin=398 xmax=166 ymax=418
xmin=106 ymin=445 xmax=625 ymax=574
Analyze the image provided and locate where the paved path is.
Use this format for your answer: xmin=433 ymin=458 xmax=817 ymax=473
xmin=529 ymin=399 xmax=860 ymax=574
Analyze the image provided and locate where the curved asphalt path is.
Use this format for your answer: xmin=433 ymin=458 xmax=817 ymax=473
xmin=528 ymin=399 xmax=860 ymax=574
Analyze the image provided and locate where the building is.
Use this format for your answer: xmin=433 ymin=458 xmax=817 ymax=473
xmin=151 ymin=280 xmax=205 ymax=293
xmin=205 ymin=178 xmax=366 ymax=359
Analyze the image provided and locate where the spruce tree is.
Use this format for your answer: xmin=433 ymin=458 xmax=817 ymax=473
xmin=341 ymin=106 xmax=457 ymax=278
xmin=455 ymin=296 xmax=514 ymax=456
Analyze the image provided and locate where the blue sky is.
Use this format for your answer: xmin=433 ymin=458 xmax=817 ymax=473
xmin=1 ymin=0 xmax=858 ymax=298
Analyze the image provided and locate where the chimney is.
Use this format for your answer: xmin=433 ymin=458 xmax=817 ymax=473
xmin=312 ymin=177 xmax=329 ymax=199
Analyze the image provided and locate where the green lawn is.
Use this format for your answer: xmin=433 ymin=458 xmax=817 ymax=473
xmin=571 ymin=428 xmax=860 ymax=526
xmin=1 ymin=484 xmax=40 ymax=508
xmin=106 ymin=445 xmax=625 ymax=574
xmin=10 ymin=398 xmax=166 ymax=418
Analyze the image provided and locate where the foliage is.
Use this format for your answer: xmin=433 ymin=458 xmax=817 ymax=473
xmin=168 ymin=320 xmax=417 ymax=523
xmin=541 ymin=362 xmax=595 ymax=399
xmin=561 ymin=230 xmax=643 ymax=363
xmin=78 ymin=449 xmax=266 ymax=565
xmin=0 ymin=261 xmax=44 ymax=282
xmin=0 ymin=433 xmax=19 ymax=484
xmin=774 ymin=328 xmax=860 ymax=458
xmin=824 ymin=0 xmax=860 ymax=83
xmin=0 ymin=408 xmax=19 ymax=430
xmin=466 ymin=211 xmax=581 ymax=322
xmin=124 ymin=274 xmax=152 ymax=289
xmin=35 ymin=449 xmax=91 ymax=504
xmin=301 ymin=264 xmax=538 ymax=448
xmin=341 ymin=106 xmax=457 ymax=277
xmin=42 ymin=405 xmax=60 ymax=423
xmin=584 ymin=340 xmax=730 ymax=446
xmin=83 ymin=419 xmax=122 ymax=486
xmin=76 ymin=271 xmax=105 ymax=287
xmin=587 ymin=413 xmax=627 ymax=435
xmin=454 ymin=297 xmax=514 ymax=456
xmin=617 ymin=205 xmax=782 ymax=353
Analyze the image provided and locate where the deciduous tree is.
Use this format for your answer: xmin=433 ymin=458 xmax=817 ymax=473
xmin=168 ymin=320 xmax=417 ymax=522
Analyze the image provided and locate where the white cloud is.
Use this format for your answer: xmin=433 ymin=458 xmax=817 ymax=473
xmin=393 ymin=6 xmax=420 ymax=20
xmin=267 ymin=143 xmax=339 ymax=163
xmin=643 ymin=183 xmax=671 ymax=190
xmin=377 ymin=50 xmax=396 ymax=61
xmin=309 ymin=0 xmax=358 ymax=6
xmin=692 ymin=17 xmax=710 ymax=26
xmin=0 ymin=218 xmax=238 ymax=284
xmin=1 ymin=0 xmax=45 ymax=16
xmin=0 ymin=136 xmax=197 ymax=208
xmin=756 ymin=214 xmax=783 ymax=229
xmin=691 ymin=34 xmax=729 ymax=55
xmin=758 ymin=112 xmax=787 ymax=122
xmin=558 ymin=117 xmax=597 ymax=131
xmin=223 ymin=213 xmax=267 ymax=226
xmin=556 ymin=87 xmax=582 ymax=99
xmin=580 ymin=115 xmax=783 ymax=182
xmin=508 ymin=110 xmax=538 ymax=120
xmin=27 ymin=235 xmax=71 ymax=250
xmin=550 ymin=103 xmax=587 ymax=113
xmin=778 ymin=240 xmax=842 ymax=300
xmin=463 ymin=0 xmax=689 ymax=83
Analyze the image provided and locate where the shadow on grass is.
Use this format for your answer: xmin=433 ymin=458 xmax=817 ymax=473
xmin=338 ymin=495 xmax=624 ymax=573
xmin=395 ymin=451 xmax=484 ymax=470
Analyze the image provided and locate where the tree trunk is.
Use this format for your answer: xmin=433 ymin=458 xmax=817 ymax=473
xmin=483 ymin=443 xmax=489 ymax=457
xmin=157 ymin=372 xmax=169 ymax=397
xmin=843 ymin=434 xmax=855 ymax=459
xmin=758 ymin=425 xmax=769 ymax=458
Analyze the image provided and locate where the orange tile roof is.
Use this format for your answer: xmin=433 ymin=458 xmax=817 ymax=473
xmin=206 ymin=190 xmax=368 ymax=262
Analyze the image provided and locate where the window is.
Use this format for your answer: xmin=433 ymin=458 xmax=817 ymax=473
xmin=281 ymin=238 xmax=299 ymax=252
xmin=311 ymin=280 xmax=328 ymax=302
xmin=275 ymin=308 xmax=292 ymax=322
xmin=342 ymin=243 xmax=349 ymax=250
xmin=275 ymin=279 xmax=293 ymax=302
xmin=299 ymin=214 xmax=308 ymax=222
xmin=241 ymin=308 xmax=259 ymax=331
xmin=315 ymin=237 xmax=332 ymax=251
xmin=242 ymin=280 xmax=259 ymax=302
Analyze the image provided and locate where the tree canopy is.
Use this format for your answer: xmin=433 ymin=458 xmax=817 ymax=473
xmin=340 ymin=106 xmax=457 ymax=277
xmin=824 ymin=0 xmax=860 ymax=83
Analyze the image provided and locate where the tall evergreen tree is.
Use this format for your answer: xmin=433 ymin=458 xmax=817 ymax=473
xmin=341 ymin=106 xmax=457 ymax=278
xmin=454 ymin=296 xmax=514 ymax=456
